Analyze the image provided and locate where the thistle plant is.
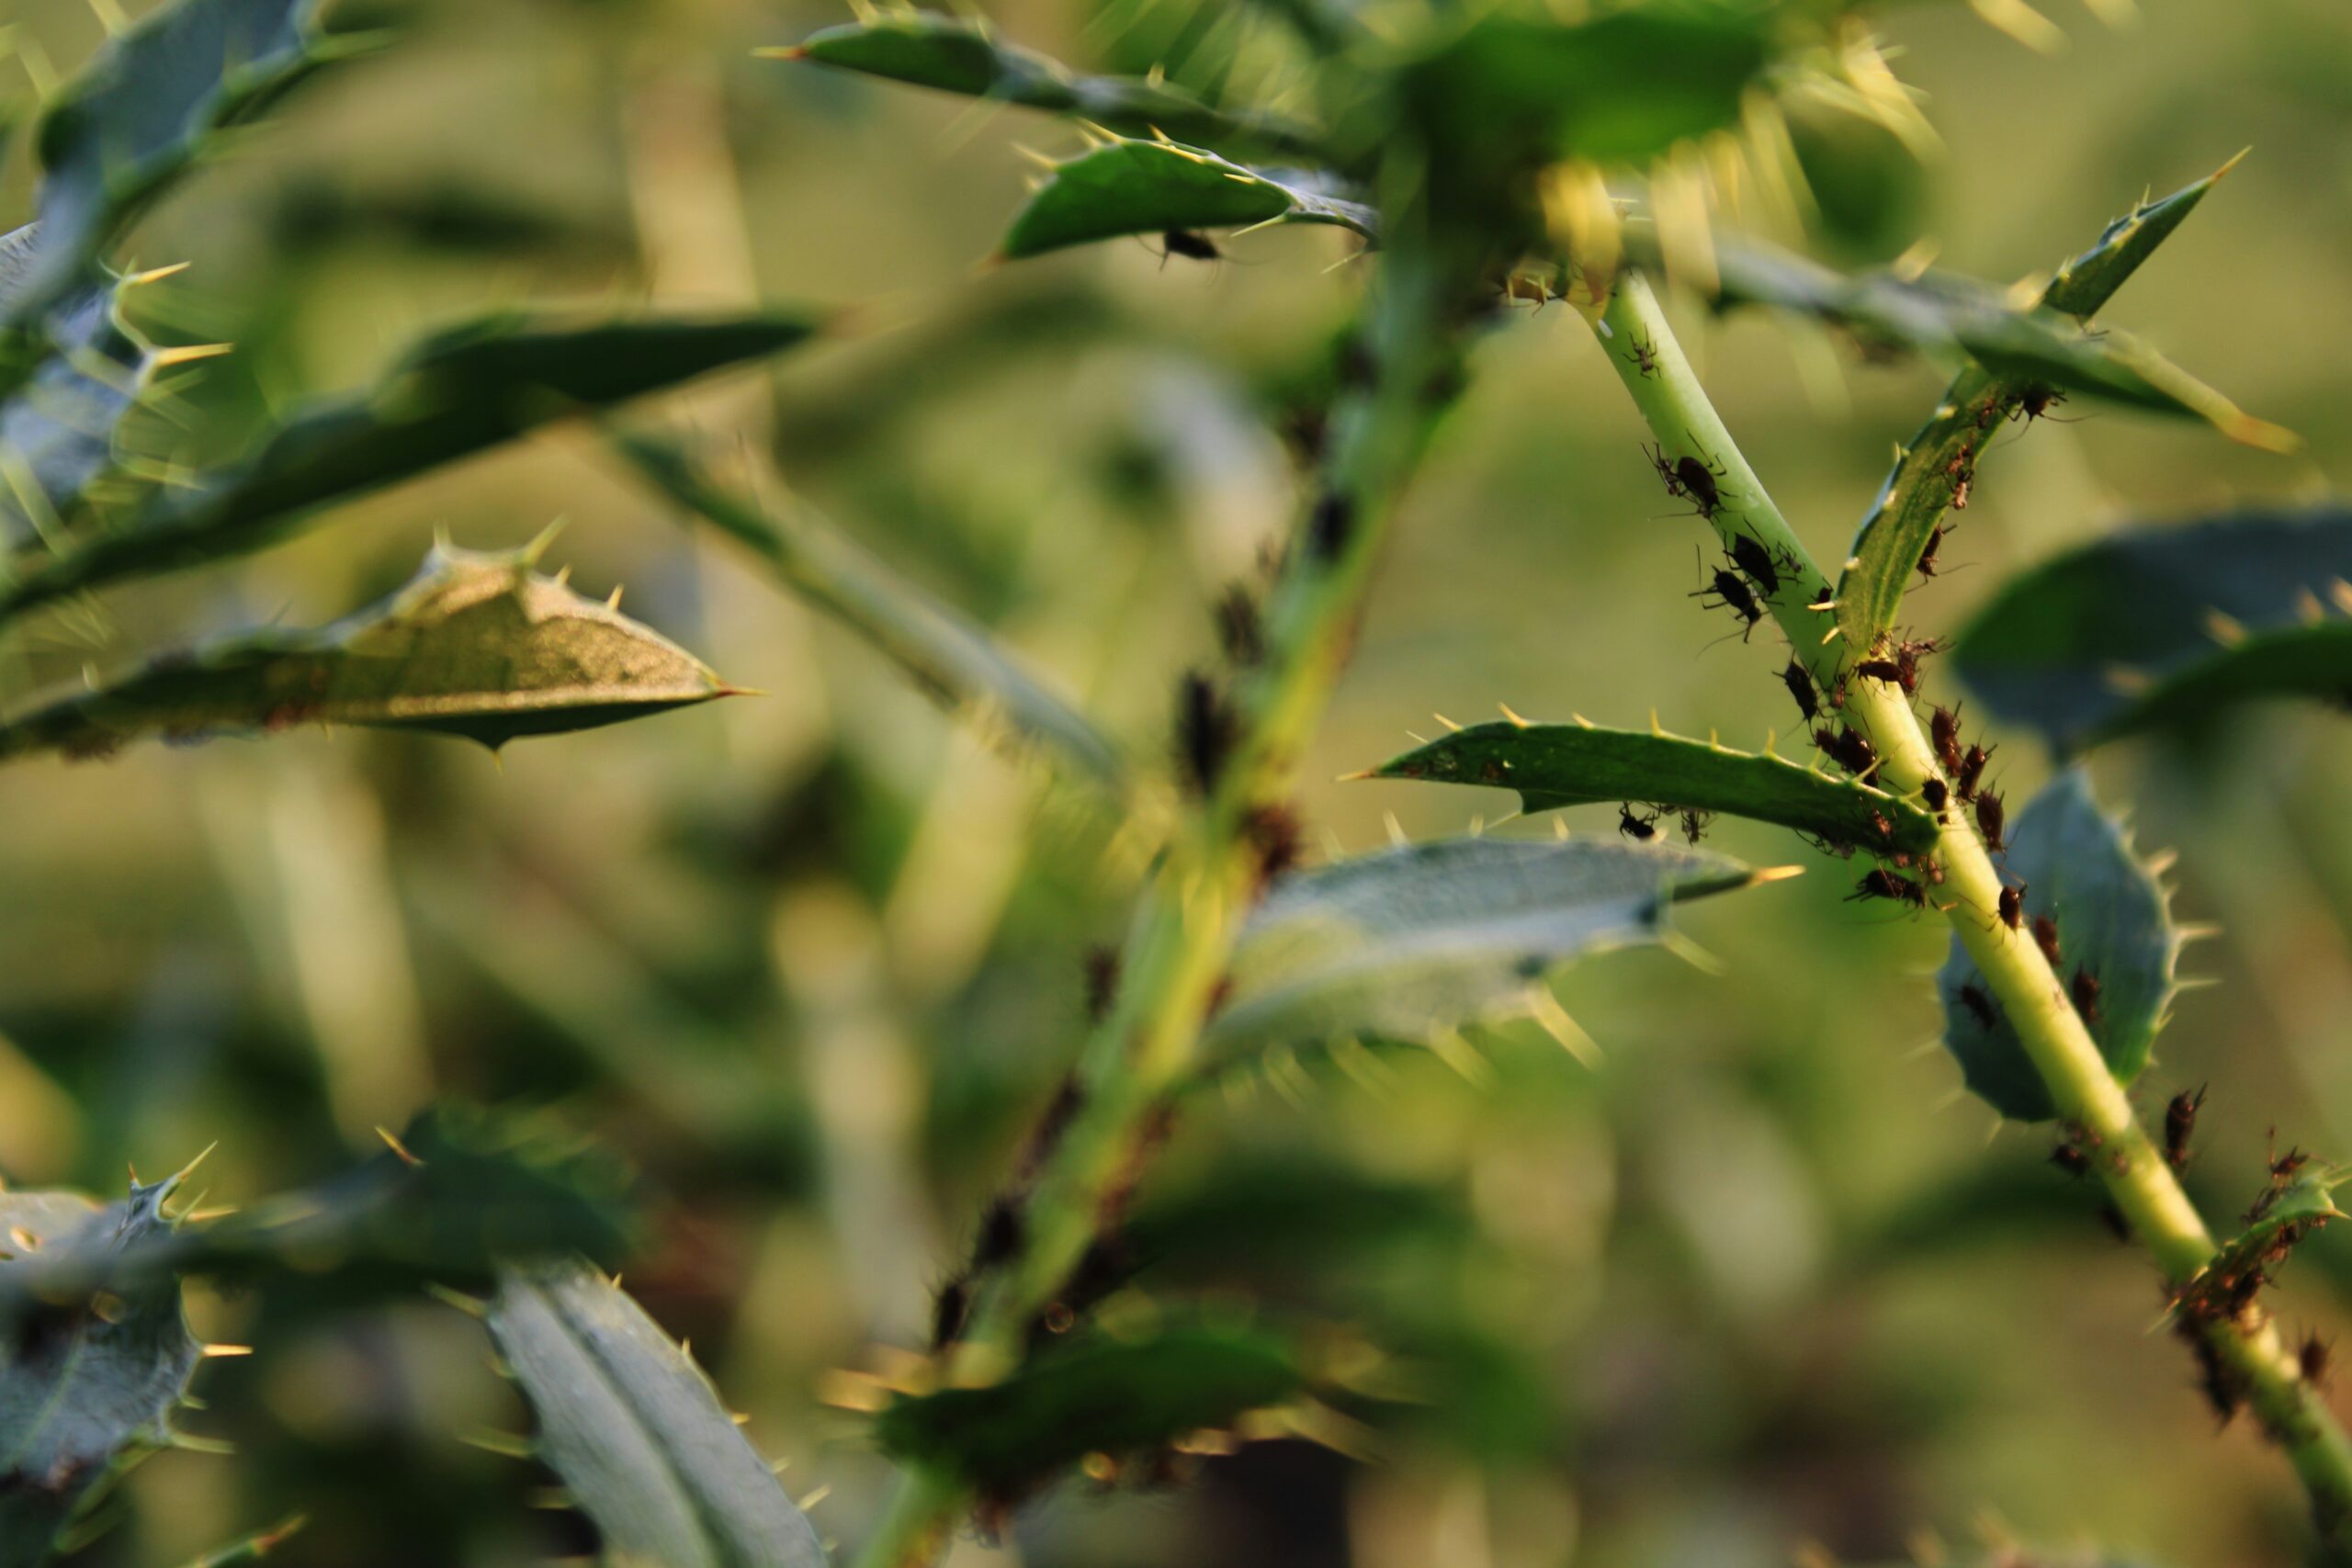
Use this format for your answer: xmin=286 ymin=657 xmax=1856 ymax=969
xmin=4 ymin=0 xmax=2351 ymax=1564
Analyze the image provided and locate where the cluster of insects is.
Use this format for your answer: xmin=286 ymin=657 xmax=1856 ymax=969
xmin=1617 ymin=801 xmax=1713 ymax=844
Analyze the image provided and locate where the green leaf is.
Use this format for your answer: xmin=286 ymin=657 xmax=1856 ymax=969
xmin=486 ymin=1263 xmax=827 ymax=1568
xmin=873 ymin=1326 xmax=1303 ymax=1492
xmin=0 ymin=1176 xmax=201 ymax=1568
xmin=1951 ymin=507 xmax=2352 ymax=753
xmin=1673 ymin=233 xmax=2290 ymax=444
xmin=0 ymin=274 xmax=171 ymax=548
xmin=777 ymin=12 xmax=1318 ymax=160
xmin=2 ymin=0 xmax=338 ymax=345
xmin=1203 ymin=836 xmax=1765 ymax=1061
xmin=175 ymin=1517 xmax=307 ymax=1568
xmin=0 ymin=534 xmax=738 ymax=762
xmin=2174 ymin=1160 xmax=2345 ymax=1324
xmin=1368 ymin=717 xmax=1939 ymax=854
xmin=616 ymin=434 xmax=1128 ymax=793
xmin=1936 ymin=769 xmax=2180 ymax=1122
xmin=1000 ymin=136 xmax=1375 ymax=260
xmin=1837 ymin=162 xmax=2241 ymax=652
xmin=0 ymin=310 xmax=822 ymax=626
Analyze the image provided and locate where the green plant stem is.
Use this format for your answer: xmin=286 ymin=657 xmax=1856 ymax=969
xmin=845 ymin=226 xmax=1475 ymax=1568
xmin=1584 ymin=271 xmax=2352 ymax=1557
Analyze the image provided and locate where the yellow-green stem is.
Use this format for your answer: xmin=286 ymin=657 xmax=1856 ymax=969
xmin=1587 ymin=271 xmax=2352 ymax=1558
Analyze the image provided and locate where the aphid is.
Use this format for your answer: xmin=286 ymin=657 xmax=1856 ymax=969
xmin=2032 ymin=914 xmax=2062 ymax=968
xmin=1922 ymin=777 xmax=1950 ymax=814
xmin=2179 ymin=1318 xmax=2245 ymax=1426
xmin=931 ymin=1274 xmax=971 ymax=1350
xmin=1997 ymin=886 xmax=2023 ymax=930
xmin=2052 ymin=1142 xmax=2091 ymax=1179
xmin=1855 ymin=658 xmax=1905 ymax=687
xmin=1019 ymin=1074 xmax=1087 ymax=1182
xmin=1957 ymin=981 xmax=1996 ymax=1029
xmin=1728 ymin=533 xmax=1781 ymax=598
xmin=1628 ymin=335 xmax=1662 ymax=378
xmin=1930 ymin=704 xmax=1964 ymax=775
xmin=1159 ymin=228 xmax=1224 ymax=263
xmin=1813 ymin=725 xmax=1879 ymax=780
xmin=2165 ymin=1086 xmax=2206 ymax=1173
xmin=1955 ymin=741 xmax=1993 ymax=802
xmin=1975 ymin=790 xmax=2007 ymax=852
xmin=2301 ymin=1332 xmax=2334 ymax=1388
xmin=1618 ymin=803 xmax=1659 ymax=841
xmin=1245 ymin=802 xmax=1303 ymax=886
xmin=974 ymin=1196 xmax=1025 ymax=1268
xmin=1691 ymin=569 xmax=1762 ymax=638
xmin=2271 ymin=1138 xmax=2312 ymax=1185
xmin=1646 ymin=442 xmax=1727 ymax=517
xmin=1849 ymin=867 xmax=1927 ymax=908
xmin=1214 ymin=583 xmax=1263 ymax=666
xmin=1083 ymin=946 xmax=1121 ymax=1021
xmin=1780 ymin=659 xmax=1818 ymax=722
xmin=2071 ymin=965 xmax=2103 ymax=1026
xmin=1679 ymin=807 xmax=1712 ymax=844
xmin=1917 ymin=854 xmax=1946 ymax=886
xmin=1308 ymin=491 xmax=1354 ymax=559
xmin=1951 ymin=473 xmax=1973 ymax=511
xmin=1915 ymin=522 xmax=1948 ymax=581
xmin=1893 ymin=637 xmax=1945 ymax=694
xmin=2014 ymin=383 xmax=2067 ymax=423
xmin=1175 ymin=671 xmax=1235 ymax=795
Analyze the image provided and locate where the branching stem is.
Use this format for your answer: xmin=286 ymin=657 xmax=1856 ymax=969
xmin=1584 ymin=271 xmax=2352 ymax=1559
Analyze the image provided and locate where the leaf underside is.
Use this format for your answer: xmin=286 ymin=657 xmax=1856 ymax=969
xmin=1935 ymin=769 xmax=2178 ymax=1122
xmin=0 ymin=536 xmax=735 ymax=761
xmin=1951 ymin=507 xmax=2352 ymax=752
xmin=1372 ymin=719 xmax=1939 ymax=853
xmin=1001 ymin=138 xmax=1375 ymax=259
xmin=1204 ymin=835 xmax=1759 ymax=1061
xmin=488 ymin=1263 xmax=826 ymax=1568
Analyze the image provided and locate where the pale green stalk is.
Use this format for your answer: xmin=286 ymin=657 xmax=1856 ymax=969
xmin=847 ymin=229 xmax=1476 ymax=1568
xmin=1586 ymin=271 xmax=2352 ymax=1557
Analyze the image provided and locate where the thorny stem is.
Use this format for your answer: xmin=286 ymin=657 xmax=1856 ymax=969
xmin=846 ymin=218 xmax=1476 ymax=1568
xmin=1585 ymin=271 xmax=2352 ymax=1558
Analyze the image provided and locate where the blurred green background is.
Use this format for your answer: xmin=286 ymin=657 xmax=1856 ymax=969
xmin=5 ymin=0 xmax=2352 ymax=1563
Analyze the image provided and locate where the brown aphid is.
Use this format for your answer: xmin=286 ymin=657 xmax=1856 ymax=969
xmin=1951 ymin=473 xmax=1973 ymax=511
xmin=2052 ymin=1141 xmax=2091 ymax=1179
xmin=1930 ymin=704 xmax=1964 ymax=774
xmin=1175 ymin=670 xmax=1235 ymax=795
xmin=1957 ymin=981 xmax=1997 ymax=1030
xmin=1243 ymin=802 xmax=1303 ymax=887
xmin=2015 ymin=383 xmax=2067 ymax=423
xmin=1083 ymin=946 xmax=1122 ymax=1022
xmin=1160 ymin=228 xmax=1223 ymax=263
xmin=931 ymin=1273 xmax=972 ymax=1350
xmin=2071 ymin=965 xmax=2103 ymax=1027
xmin=1975 ymin=790 xmax=2007 ymax=853
xmin=1214 ymin=583 xmax=1264 ymax=666
xmin=974 ymin=1195 xmax=1025 ymax=1269
xmin=1780 ymin=659 xmax=1819 ymax=722
xmin=1679 ymin=807 xmax=1712 ymax=844
xmin=1922 ymin=776 xmax=1950 ymax=815
xmin=1855 ymin=657 xmax=1905 ymax=687
xmin=2165 ymin=1086 xmax=2206 ymax=1173
xmin=2301 ymin=1332 xmax=2334 ymax=1389
xmin=1628 ymin=336 xmax=1662 ymax=378
xmin=2032 ymin=915 xmax=2063 ymax=968
xmin=1954 ymin=742 xmax=1994 ymax=802
xmin=1916 ymin=522 xmax=1948 ymax=581
xmin=1997 ymin=886 xmax=2024 ymax=930
xmin=1849 ymin=868 xmax=1928 ymax=908
xmin=1813 ymin=725 xmax=1879 ymax=780
xmin=2271 ymin=1137 xmax=2312 ymax=1185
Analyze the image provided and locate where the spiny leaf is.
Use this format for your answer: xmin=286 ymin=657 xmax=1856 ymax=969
xmin=1838 ymin=161 xmax=2240 ymax=651
xmin=0 ymin=274 xmax=174 ymax=548
xmin=776 ymin=12 xmax=1318 ymax=160
xmin=486 ymin=1263 xmax=826 ymax=1568
xmin=0 ymin=536 xmax=736 ymax=762
xmin=1000 ymin=136 xmax=1375 ymax=260
xmin=1 ymin=0 xmax=338 ymax=350
xmin=0 ymin=310 xmax=822 ymax=626
xmin=2177 ymin=1160 xmax=2346 ymax=1324
xmin=872 ymin=1325 xmax=1303 ymax=1493
xmin=1673 ymin=232 xmax=2288 ymax=443
xmin=1369 ymin=718 xmax=1939 ymax=854
xmin=1936 ymin=769 xmax=2179 ymax=1122
xmin=0 ymin=1106 xmax=636 ymax=1311
xmin=1951 ymin=507 xmax=2352 ymax=753
xmin=616 ymin=434 xmax=1127 ymax=792
xmin=1203 ymin=836 xmax=1766 ymax=1062
xmin=0 ymin=1177 xmax=200 ymax=1568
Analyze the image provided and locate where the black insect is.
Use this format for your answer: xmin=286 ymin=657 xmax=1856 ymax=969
xmin=1892 ymin=637 xmax=1945 ymax=694
xmin=2032 ymin=914 xmax=2063 ymax=968
xmin=1780 ymin=659 xmax=1818 ymax=722
xmin=1159 ymin=228 xmax=1224 ymax=264
xmin=2071 ymin=965 xmax=2103 ymax=1026
xmin=1855 ymin=657 xmax=1905 ymax=688
xmin=2052 ymin=1141 xmax=2091 ymax=1179
xmin=1957 ymin=981 xmax=1997 ymax=1030
xmin=1176 ymin=671 xmax=1235 ymax=795
xmin=1915 ymin=522 xmax=1948 ymax=581
xmin=1975 ymin=789 xmax=2007 ymax=853
xmin=1849 ymin=868 xmax=1927 ymax=908
xmin=1997 ymin=885 xmax=2023 ymax=930
xmin=1083 ymin=946 xmax=1121 ymax=1021
xmin=1930 ymin=704 xmax=1964 ymax=775
xmin=1618 ymin=803 xmax=1659 ymax=841
xmin=1921 ymin=777 xmax=1949 ymax=815
xmin=2165 ymin=1086 xmax=2206 ymax=1173
xmin=1308 ymin=491 xmax=1354 ymax=560
xmin=2301 ymin=1332 xmax=2334 ymax=1389
xmin=1645 ymin=441 xmax=1728 ymax=517
xmin=1955 ymin=741 xmax=1994 ymax=802
xmin=1728 ymin=533 xmax=1781 ymax=598
xmin=975 ymin=1195 xmax=1025 ymax=1268
xmin=1679 ymin=807 xmax=1712 ymax=844
xmin=931 ymin=1273 xmax=972 ymax=1350
xmin=1813 ymin=725 xmax=1878 ymax=781
xmin=1215 ymin=583 xmax=1264 ymax=666
xmin=1691 ymin=569 xmax=1762 ymax=639
xmin=2014 ymin=383 xmax=2067 ymax=423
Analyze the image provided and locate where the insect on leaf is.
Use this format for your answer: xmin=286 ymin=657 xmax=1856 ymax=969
xmin=0 ymin=1175 xmax=202 ymax=1568
xmin=1203 ymin=836 xmax=1765 ymax=1062
xmin=487 ymin=1263 xmax=827 ymax=1568
xmin=1936 ymin=769 xmax=2180 ymax=1122
xmin=777 ymin=12 xmax=1319 ymax=160
xmin=1951 ymin=507 xmax=2352 ymax=753
xmin=0 ymin=535 xmax=738 ymax=762
xmin=1000 ymin=137 xmax=1376 ymax=260
xmin=0 ymin=310 xmax=822 ymax=625
xmin=1370 ymin=719 xmax=1939 ymax=854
